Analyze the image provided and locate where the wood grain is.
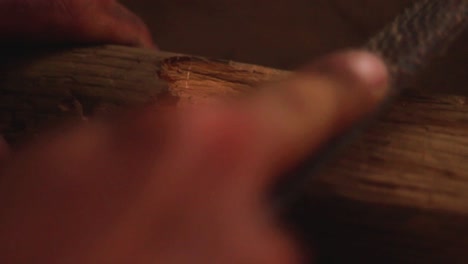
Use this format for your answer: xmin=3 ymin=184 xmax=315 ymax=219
xmin=1 ymin=45 xmax=467 ymax=263
xmin=123 ymin=0 xmax=468 ymax=97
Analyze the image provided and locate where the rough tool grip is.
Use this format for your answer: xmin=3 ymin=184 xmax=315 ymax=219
xmin=366 ymin=0 xmax=468 ymax=91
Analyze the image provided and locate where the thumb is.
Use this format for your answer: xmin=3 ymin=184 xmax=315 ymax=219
xmin=239 ymin=50 xmax=389 ymax=192
xmin=203 ymin=50 xmax=390 ymax=264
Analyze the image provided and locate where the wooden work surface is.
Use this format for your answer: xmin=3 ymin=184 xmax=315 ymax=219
xmin=0 ymin=44 xmax=467 ymax=263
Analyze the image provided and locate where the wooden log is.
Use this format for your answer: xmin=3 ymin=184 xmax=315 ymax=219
xmin=124 ymin=0 xmax=468 ymax=96
xmin=1 ymin=45 xmax=468 ymax=263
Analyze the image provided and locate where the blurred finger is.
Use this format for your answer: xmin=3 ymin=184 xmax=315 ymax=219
xmin=250 ymin=50 xmax=389 ymax=177
xmin=0 ymin=135 xmax=10 ymax=164
xmin=0 ymin=0 xmax=155 ymax=48
xmin=170 ymin=51 xmax=389 ymax=195
xmin=78 ymin=1 xmax=156 ymax=48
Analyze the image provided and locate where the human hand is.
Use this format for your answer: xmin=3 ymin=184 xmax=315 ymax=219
xmin=0 ymin=51 xmax=388 ymax=264
xmin=0 ymin=0 xmax=155 ymax=155
xmin=0 ymin=0 xmax=155 ymax=48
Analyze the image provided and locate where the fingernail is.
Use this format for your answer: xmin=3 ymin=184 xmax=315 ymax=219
xmin=345 ymin=51 xmax=389 ymax=95
xmin=305 ymin=50 xmax=389 ymax=98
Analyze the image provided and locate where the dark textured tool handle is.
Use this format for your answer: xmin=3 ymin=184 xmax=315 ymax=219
xmin=366 ymin=0 xmax=468 ymax=93
xmin=275 ymin=0 xmax=468 ymax=211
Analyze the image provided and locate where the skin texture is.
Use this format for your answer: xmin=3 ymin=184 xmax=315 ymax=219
xmin=0 ymin=1 xmax=389 ymax=263
xmin=0 ymin=0 xmax=155 ymax=47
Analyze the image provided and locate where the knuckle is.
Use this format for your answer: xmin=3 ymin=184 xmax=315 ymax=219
xmin=210 ymin=112 xmax=256 ymax=152
xmin=52 ymin=0 xmax=94 ymax=20
xmin=189 ymin=109 xmax=257 ymax=159
xmin=45 ymin=0 xmax=113 ymax=20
